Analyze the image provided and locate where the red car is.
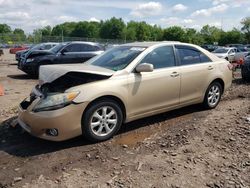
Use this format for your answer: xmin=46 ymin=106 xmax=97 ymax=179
xmin=9 ymin=45 xmax=29 ymax=54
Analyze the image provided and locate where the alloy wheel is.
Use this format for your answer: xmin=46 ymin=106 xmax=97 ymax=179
xmin=90 ymin=106 xmax=118 ymax=137
xmin=207 ymin=85 xmax=220 ymax=107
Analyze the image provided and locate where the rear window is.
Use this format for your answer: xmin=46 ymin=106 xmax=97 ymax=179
xmin=176 ymin=45 xmax=211 ymax=65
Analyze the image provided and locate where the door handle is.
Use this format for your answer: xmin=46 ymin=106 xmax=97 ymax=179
xmin=208 ymin=66 xmax=214 ymax=70
xmin=170 ymin=72 xmax=179 ymax=77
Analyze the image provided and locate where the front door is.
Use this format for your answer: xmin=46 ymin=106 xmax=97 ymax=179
xmin=127 ymin=45 xmax=181 ymax=118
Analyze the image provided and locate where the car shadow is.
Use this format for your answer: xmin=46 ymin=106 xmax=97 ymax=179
xmin=119 ymin=104 xmax=204 ymax=134
xmin=7 ymin=74 xmax=37 ymax=80
xmin=9 ymin=63 xmax=18 ymax=66
xmin=0 ymin=117 xmax=92 ymax=157
xmin=0 ymin=104 xmax=205 ymax=158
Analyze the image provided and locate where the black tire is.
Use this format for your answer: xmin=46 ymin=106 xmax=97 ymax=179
xmin=241 ymin=66 xmax=250 ymax=81
xmin=242 ymin=69 xmax=246 ymax=80
xmin=82 ymin=99 xmax=123 ymax=142
xmin=203 ymin=82 xmax=222 ymax=109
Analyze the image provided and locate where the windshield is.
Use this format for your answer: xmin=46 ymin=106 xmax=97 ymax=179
xmin=87 ymin=46 xmax=146 ymax=71
xmin=50 ymin=43 xmax=67 ymax=53
xmin=30 ymin=44 xmax=42 ymax=50
xmin=213 ymin=48 xmax=228 ymax=53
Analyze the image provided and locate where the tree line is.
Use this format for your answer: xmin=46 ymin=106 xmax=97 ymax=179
xmin=0 ymin=17 xmax=250 ymax=45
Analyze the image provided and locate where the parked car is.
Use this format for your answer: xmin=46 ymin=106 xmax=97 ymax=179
xmin=244 ymin=45 xmax=250 ymax=51
xmin=16 ymin=42 xmax=58 ymax=62
xmin=241 ymin=55 xmax=250 ymax=81
xmin=201 ymin=44 xmax=218 ymax=52
xmin=18 ymin=41 xmax=104 ymax=76
xmin=18 ymin=42 xmax=232 ymax=142
xmin=212 ymin=47 xmax=246 ymax=62
xmin=9 ymin=45 xmax=30 ymax=54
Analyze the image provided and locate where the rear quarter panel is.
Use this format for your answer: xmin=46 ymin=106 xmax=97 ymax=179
xmin=205 ymin=60 xmax=232 ymax=96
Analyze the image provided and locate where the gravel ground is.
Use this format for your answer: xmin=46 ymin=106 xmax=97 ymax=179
xmin=0 ymin=49 xmax=249 ymax=188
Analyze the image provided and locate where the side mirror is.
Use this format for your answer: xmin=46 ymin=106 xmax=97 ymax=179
xmin=135 ymin=63 xmax=154 ymax=73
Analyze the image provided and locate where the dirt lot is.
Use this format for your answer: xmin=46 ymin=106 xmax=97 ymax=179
xmin=0 ymin=49 xmax=249 ymax=188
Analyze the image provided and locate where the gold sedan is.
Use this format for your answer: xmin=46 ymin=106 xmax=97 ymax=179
xmin=18 ymin=42 xmax=232 ymax=142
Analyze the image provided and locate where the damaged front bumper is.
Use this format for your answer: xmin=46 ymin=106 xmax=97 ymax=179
xmin=18 ymin=87 xmax=88 ymax=141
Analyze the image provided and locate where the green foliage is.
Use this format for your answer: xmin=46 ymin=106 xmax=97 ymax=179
xmin=200 ymin=25 xmax=222 ymax=44
xmin=135 ymin=22 xmax=151 ymax=41
xmin=241 ymin=17 xmax=250 ymax=43
xmin=0 ymin=24 xmax=11 ymax=33
xmin=163 ymin=26 xmax=186 ymax=42
xmin=219 ymin=29 xmax=245 ymax=45
xmin=99 ymin=17 xmax=125 ymax=39
xmin=0 ymin=17 xmax=250 ymax=45
xmin=51 ymin=22 xmax=77 ymax=36
xmin=184 ymin=28 xmax=203 ymax=44
xmin=71 ymin=21 xmax=100 ymax=38
xmin=125 ymin=21 xmax=163 ymax=41
xmin=41 ymin=26 xmax=52 ymax=36
xmin=13 ymin=28 xmax=26 ymax=42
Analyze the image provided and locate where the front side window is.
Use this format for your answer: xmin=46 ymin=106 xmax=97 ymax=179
xmin=140 ymin=46 xmax=176 ymax=69
xmin=51 ymin=43 xmax=67 ymax=53
xmin=176 ymin=46 xmax=211 ymax=65
xmin=88 ymin=46 xmax=146 ymax=71
xmin=44 ymin=45 xmax=52 ymax=50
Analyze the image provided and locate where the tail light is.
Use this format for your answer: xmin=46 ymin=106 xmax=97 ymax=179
xmin=237 ymin=58 xmax=244 ymax=65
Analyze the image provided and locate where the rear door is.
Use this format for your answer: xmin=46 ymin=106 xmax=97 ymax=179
xmin=175 ymin=45 xmax=214 ymax=105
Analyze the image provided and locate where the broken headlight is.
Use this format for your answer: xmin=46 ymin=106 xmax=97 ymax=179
xmin=26 ymin=58 xmax=34 ymax=63
xmin=33 ymin=91 xmax=79 ymax=112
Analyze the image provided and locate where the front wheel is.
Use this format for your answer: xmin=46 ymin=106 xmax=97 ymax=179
xmin=82 ymin=99 xmax=123 ymax=142
xmin=203 ymin=82 xmax=222 ymax=109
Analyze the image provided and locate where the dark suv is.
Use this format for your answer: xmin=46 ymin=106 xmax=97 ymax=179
xmin=242 ymin=55 xmax=250 ymax=81
xmin=18 ymin=41 xmax=104 ymax=76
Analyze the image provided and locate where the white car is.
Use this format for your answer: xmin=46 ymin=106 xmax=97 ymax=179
xmin=212 ymin=47 xmax=245 ymax=62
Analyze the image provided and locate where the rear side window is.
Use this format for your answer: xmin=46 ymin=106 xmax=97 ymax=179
xmin=80 ymin=44 xmax=100 ymax=52
xmin=63 ymin=44 xmax=82 ymax=52
xmin=140 ymin=46 xmax=176 ymax=69
xmin=176 ymin=45 xmax=211 ymax=65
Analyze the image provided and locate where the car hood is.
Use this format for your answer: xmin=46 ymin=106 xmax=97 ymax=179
xmin=16 ymin=49 xmax=29 ymax=54
xmin=26 ymin=50 xmax=54 ymax=58
xmin=39 ymin=64 xmax=115 ymax=84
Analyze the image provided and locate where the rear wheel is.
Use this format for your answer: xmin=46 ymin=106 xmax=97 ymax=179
xmin=241 ymin=66 xmax=250 ymax=81
xmin=82 ymin=99 xmax=123 ymax=142
xmin=203 ymin=82 xmax=222 ymax=109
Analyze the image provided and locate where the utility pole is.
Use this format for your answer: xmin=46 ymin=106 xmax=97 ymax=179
xmin=61 ymin=27 xmax=64 ymax=42
xmin=221 ymin=18 xmax=223 ymax=31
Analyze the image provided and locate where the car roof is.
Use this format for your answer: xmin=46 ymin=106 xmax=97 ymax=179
xmin=68 ymin=41 xmax=101 ymax=46
xmin=42 ymin=42 xmax=58 ymax=45
xmin=122 ymin=41 xmax=181 ymax=47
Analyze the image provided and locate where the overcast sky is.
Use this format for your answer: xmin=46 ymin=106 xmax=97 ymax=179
xmin=0 ymin=0 xmax=249 ymax=33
